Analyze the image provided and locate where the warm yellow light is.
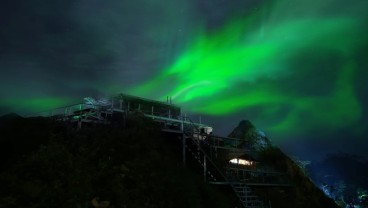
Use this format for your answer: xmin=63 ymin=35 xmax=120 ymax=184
xmin=229 ymin=158 xmax=253 ymax=166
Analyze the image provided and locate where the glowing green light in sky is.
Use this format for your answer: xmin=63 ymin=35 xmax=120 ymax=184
xmin=129 ymin=0 xmax=366 ymax=137
xmin=1 ymin=97 xmax=75 ymax=116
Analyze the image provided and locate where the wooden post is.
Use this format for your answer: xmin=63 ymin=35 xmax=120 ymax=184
xmin=78 ymin=118 xmax=82 ymax=130
xmin=78 ymin=104 xmax=82 ymax=130
xmin=182 ymin=136 xmax=186 ymax=167
xmin=181 ymin=117 xmax=186 ymax=167
xmin=204 ymin=155 xmax=207 ymax=182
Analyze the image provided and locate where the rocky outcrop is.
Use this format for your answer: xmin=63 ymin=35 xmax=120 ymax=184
xmin=228 ymin=120 xmax=272 ymax=152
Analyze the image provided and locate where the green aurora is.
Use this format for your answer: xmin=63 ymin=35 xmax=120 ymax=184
xmin=1 ymin=97 xmax=75 ymax=116
xmin=130 ymin=0 xmax=367 ymax=137
xmin=0 ymin=0 xmax=366 ymax=149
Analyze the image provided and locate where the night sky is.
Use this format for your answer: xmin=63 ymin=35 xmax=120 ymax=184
xmin=1 ymin=0 xmax=367 ymax=160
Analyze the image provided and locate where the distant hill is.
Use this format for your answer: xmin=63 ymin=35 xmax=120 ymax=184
xmin=308 ymin=152 xmax=368 ymax=207
xmin=0 ymin=114 xmax=56 ymax=171
xmin=0 ymin=113 xmax=22 ymax=120
xmin=0 ymin=113 xmax=23 ymax=130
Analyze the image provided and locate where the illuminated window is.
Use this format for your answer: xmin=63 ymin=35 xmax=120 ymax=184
xmin=229 ymin=158 xmax=253 ymax=166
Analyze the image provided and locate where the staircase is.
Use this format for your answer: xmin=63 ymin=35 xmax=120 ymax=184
xmin=185 ymin=141 xmax=218 ymax=182
xmin=180 ymin=119 xmax=272 ymax=208
xmin=230 ymin=183 xmax=269 ymax=208
xmin=179 ymin=116 xmax=294 ymax=208
xmin=183 ymin=135 xmax=271 ymax=208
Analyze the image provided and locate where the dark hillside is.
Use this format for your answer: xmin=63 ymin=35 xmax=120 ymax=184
xmin=0 ymin=114 xmax=236 ymax=208
xmin=255 ymin=147 xmax=338 ymax=208
xmin=0 ymin=114 xmax=56 ymax=170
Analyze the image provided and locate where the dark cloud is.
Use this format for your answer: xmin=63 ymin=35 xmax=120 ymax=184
xmin=0 ymin=0 xmax=193 ymax=97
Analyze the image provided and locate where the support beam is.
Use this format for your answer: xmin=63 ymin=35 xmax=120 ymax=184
xmin=204 ymin=155 xmax=207 ymax=182
xmin=181 ymin=118 xmax=186 ymax=167
xmin=182 ymin=136 xmax=186 ymax=167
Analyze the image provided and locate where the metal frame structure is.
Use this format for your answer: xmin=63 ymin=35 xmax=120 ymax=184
xmin=38 ymin=94 xmax=292 ymax=208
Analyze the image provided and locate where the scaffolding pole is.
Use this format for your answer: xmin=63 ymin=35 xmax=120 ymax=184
xmin=181 ymin=118 xmax=186 ymax=167
xmin=204 ymin=155 xmax=207 ymax=182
